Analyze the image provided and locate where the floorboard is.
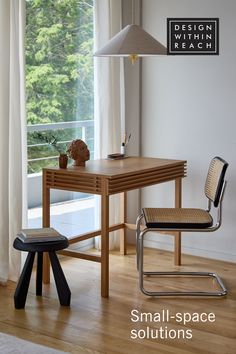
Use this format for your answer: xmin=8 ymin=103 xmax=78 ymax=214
xmin=0 ymin=246 xmax=236 ymax=354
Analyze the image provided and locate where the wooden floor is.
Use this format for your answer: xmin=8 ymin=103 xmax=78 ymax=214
xmin=0 ymin=245 xmax=236 ymax=354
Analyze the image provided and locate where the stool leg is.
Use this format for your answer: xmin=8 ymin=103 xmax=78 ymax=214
xmin=36 ymin=252 xmax=43 ymax=296
xmin=14 ymin=252 xmax=35 ymax=309
xmin=49 ymin=251 xmax=71 ymax=306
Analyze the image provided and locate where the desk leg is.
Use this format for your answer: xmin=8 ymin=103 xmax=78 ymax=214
xmin=101 ymin=195 xmax=109 ymax=297
xmin=101 ymin=194 xmax=109 ymax=297
xmin=174 ymin=178 xmax=182 ymax=266
xmin=120 ymin=192 xmax=127 ymax=255
xmin=42 ymin=181 xmax=50 ymax=284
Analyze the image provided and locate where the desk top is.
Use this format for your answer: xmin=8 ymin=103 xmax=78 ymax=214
xmin=43 ymin=157 xmax=187 ymax=195
xmin=44 ymin=156 xmax=186 ymax=178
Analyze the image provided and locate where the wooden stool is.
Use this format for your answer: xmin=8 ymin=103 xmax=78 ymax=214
xmin=13 ymin=237 xmax=71 ymax=309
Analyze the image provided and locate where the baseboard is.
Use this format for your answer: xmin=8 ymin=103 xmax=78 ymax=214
xmin=143 ymin=239 xmax=236 ymax=263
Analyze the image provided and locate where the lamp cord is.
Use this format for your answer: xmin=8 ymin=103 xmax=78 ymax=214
xmin=132 ymin=0 xmax=135 ymax=24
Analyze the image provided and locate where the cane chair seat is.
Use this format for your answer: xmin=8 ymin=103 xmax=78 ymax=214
xmin=143 ymin=208 xmax=213 ymax=229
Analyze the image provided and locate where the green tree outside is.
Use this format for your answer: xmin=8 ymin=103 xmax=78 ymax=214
xmin=26 ymin=0 xmax=94 ymax=173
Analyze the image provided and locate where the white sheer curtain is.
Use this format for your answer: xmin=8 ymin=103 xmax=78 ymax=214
xmin=0 ymin=0 xmax=27 ymax=283
xmin=94 ymin=0 xmax=125 ymax=249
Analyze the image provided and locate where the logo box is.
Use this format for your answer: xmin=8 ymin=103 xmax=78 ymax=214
xmin=167 ymin=18 xmax=219 ymax=55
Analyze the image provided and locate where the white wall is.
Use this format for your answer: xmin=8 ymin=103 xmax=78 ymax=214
xmin=141 ymin=0 xmax=236 ymax=262
xmin=122 ymin=0 xmax=142 ymax=243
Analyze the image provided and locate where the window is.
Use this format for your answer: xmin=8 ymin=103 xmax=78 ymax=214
xmin=26 ymin=0 xmax=94 ymax=174
xmin=26 ymin=0 xmax=95 ymax=247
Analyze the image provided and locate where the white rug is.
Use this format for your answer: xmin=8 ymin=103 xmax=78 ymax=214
xmin=0 ymin=333 xmax=68 ymax=354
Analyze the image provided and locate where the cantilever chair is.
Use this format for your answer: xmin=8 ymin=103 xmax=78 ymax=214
xmin=136 ymin=157 xmax=229 ymax=297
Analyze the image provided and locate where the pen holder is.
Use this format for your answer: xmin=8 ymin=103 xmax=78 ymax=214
xmin=121 ymin=143 xmax=126 ymax=156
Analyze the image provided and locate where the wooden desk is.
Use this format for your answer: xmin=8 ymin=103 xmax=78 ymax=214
xmin=42 ymin=157 xmax=187 ymax=297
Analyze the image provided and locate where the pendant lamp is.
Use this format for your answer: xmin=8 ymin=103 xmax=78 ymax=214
xmin=94 ymin=1 xmax=166 ymax=64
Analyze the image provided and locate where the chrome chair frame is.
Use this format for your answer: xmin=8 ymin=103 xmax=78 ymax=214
xmin=136 ymin=180 xmax=228 ymax=297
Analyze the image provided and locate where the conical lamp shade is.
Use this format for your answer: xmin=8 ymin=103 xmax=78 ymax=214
xmin=94 ymin=24 xmax=167 ymax=57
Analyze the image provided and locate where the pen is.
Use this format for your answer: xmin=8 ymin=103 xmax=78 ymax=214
xmin=127 ymin=133 xmax=131 ymax=145
xmin=122 ymin=133 xmax=131 ymax=146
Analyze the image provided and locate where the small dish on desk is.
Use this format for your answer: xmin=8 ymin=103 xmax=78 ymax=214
xmin=107 ymin=153 xmax=125 ymax=160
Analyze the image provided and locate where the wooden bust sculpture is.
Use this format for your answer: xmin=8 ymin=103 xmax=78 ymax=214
xmin=67 ymin=139 xmax=90 ymax=167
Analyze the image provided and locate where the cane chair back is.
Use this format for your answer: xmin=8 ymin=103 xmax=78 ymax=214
xmin=205 ymin=157 xmax=228 ymax=207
